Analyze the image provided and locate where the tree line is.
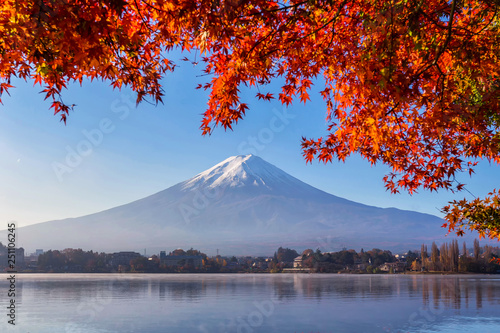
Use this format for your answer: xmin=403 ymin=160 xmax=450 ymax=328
xmin=413 ymin=240 xmax=500 ymax=273
xmin=2 ymin=241 xmax=498 ymax=273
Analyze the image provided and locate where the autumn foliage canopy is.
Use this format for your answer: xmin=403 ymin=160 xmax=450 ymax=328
xmin=1 ymin=0 xmax=499 ymax=239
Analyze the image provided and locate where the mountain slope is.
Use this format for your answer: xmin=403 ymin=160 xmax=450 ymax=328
xmin=3 ymin=155 xmax=466 ymax=255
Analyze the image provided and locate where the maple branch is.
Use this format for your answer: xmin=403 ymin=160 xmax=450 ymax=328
xmin=236 ymin=1 xmax=309 ymax=19
xmin=412 ymin=0 xmax=457 ymax=81
xmin=387 ymin=103 xmax=411 ymax=151
xmin=451 ymin=176 xmax=477 ymax=199
xmin=140 ymin=0 xmax=174 ymax=16
xmin=133 ymin=0 xmax=157 ymax=37
xmin=471 ymin=4 xmax=499 ymax=35
xmin=254 ymin=0 xmax=349 ymax=66
xmin=243 ymin=13 xmax=298 ymax=62
xmin=421 ymin=2 xmax=499 ymax=38
xmin=104 ymin=31 xmax=144 ymax=76
xmin=388 ymin=0 xmax=395 ymax=81
xmin=437 ymin=0 xmax=457 ymax=62
xmin=412 ymin=0 xmax=425 ymax=15
xmin=435 ymin=63 xmax=448 ymax=108
xmin=412 ymin=0 xmax=454 ymax=84
xmin=294 ymin=0 xmax=349 ymax=43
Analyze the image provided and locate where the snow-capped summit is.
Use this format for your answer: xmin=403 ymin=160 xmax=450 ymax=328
xmin=6 ymin=154 xmax=462 ymax=255
xmin=181 ymin=154 xmax=305 ymax=191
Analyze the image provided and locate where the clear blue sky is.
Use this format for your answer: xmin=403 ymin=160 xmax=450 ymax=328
xmin=0 ymin=53 xmax=498 ymax=229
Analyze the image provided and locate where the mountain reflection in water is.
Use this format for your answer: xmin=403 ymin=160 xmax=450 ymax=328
xmin=1 ymin=273 xmax=499 ymax=333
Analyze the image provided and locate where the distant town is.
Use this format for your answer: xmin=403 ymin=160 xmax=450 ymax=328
xmin=1 ymin=240 xmax=499 ymax=274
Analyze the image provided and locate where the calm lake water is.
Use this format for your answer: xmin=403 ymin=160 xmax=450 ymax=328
xmin=1 ymin=273 xmax=500 ymax=333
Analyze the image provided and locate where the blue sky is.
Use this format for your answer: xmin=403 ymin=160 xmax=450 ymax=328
xmin=0 ymin=54 xmax=498 ymax=229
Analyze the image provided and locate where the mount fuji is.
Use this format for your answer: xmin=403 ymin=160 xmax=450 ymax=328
xmin=6 ymin=155 xmax=464 ymax=255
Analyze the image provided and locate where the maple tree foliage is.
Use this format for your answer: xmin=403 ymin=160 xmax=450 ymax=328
xmin=1 ymin=0 xmax=500 ymax=239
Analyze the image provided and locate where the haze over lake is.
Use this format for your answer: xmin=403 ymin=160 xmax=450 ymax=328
xmin=1 ymin=273 xmax=500 ymax=333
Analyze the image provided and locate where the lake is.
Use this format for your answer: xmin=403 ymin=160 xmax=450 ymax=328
xmin=1 ymin=273 xmax=500 ymax=332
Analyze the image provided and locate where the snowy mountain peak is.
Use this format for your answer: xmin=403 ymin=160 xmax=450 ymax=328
xmin=181 ymin=154 xmax=302 ymax=191
xmin=8 ymin=154 xmax=453 ymax=256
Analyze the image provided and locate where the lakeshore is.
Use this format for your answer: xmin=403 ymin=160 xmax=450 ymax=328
xmin=3 ymin=240 xmax=499 ymax=275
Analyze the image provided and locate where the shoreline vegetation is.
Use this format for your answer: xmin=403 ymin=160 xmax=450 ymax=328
xmin=1 ymin=239 xmax=499 ymax=275
xmin=1 ymin=272 xmax=498 ymax=274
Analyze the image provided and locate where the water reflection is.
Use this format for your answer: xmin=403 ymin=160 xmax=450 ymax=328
xmin=150 ymin=275 xmax=410 ymax=302
xmin=12 ymin=274 xmax=500 ymax=308
xmin=158 ymin=279 xmax=206 ymax=301
xmin=0 ymin=274 xmax=499 ymax=333
xmin=288 ymin=275 xmax=400 ymax=299
xmin=415 ymin=276 xmax=500 ymax=311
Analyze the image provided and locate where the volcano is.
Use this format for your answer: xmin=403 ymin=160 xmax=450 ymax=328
xmin=5 ymin=155 xmax=463 ymax=255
